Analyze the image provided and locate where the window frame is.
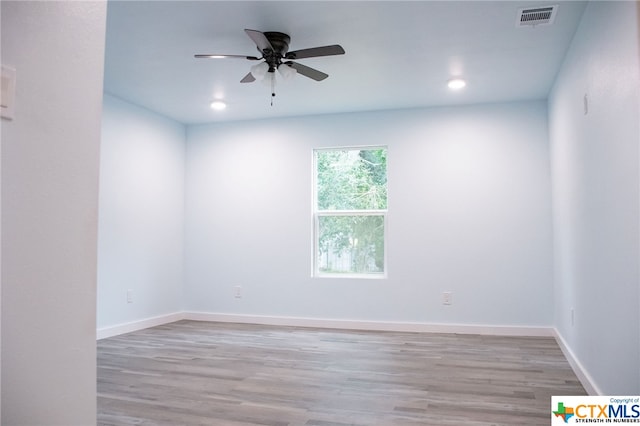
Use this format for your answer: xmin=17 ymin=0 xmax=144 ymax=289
xmin=312 ymin=146 xmax=388 ymax=279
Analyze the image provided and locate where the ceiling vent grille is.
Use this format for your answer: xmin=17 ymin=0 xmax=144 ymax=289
xmin=516 ymin=5 xmax=558 ymax=27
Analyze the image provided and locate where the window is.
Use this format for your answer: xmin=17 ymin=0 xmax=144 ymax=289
xmin=313 ymin=147 xmax=387 ymax=277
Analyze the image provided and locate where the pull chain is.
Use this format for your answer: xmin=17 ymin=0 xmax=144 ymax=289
xmin=270 ymin=73 xmax=276 ymax=106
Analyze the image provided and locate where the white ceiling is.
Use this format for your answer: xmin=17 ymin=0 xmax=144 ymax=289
xmin=103 ymin=1 xmax=587 ymax=125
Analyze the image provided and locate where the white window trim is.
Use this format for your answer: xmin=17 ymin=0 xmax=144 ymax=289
xmin=312 ymin=147 xmax=388 ymax=279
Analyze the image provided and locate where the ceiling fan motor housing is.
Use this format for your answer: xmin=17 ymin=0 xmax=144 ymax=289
xmin=262 ymin=32 xmax=290 ymax=71
xmin=263 ymin=32 xmax=290 ymax=54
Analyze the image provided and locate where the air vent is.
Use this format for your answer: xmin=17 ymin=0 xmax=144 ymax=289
xmin=516 ymin=5 xmax=558 ymax=27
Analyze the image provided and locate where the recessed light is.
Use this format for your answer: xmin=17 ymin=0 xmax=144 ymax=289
xmin=447 ymin=78 xmax=466 ymax=90
xmin=210 ymin=101 xmax=227 ymax=110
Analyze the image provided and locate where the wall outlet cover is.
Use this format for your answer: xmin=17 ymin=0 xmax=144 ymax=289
xmin=1 ymin=65 xmax=16 ymax=120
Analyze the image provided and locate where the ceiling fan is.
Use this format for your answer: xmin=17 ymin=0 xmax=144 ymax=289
xmin=195 ymin=29 xmax=345 ymax=104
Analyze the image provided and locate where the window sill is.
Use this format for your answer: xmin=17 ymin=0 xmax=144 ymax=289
xmin=313 ymin=273 xmax=387 ymax=280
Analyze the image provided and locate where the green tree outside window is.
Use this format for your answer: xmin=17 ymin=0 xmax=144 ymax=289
xmin=314 ymin=147 xmax=387 ymax=276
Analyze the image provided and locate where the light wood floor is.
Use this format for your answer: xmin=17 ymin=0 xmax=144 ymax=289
xmin=97 ymin=320 xmax=586 ymax=426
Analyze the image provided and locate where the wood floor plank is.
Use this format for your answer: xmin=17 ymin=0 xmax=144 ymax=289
xmin=97 ymin=320 xmax=586 ymax=425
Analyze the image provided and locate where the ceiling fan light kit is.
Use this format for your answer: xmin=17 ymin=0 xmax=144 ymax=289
xmin=250 ymin=61 xmax=269 ymax=80
xmin=196 ymin=29 xmax=345 ymax=106
xmin=278 ymin=63 xmax=297 ymax=80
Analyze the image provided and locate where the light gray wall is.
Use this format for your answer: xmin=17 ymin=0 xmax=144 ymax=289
xmin=185 ymin=101 xmax=554 ymax=327
xmin=549 ymin=1 xmax=640 ymax=394
xmin=1 ymin=1 xmax=107 ymax=424
xmin=98 ymin=94 xmax=185 ymax=330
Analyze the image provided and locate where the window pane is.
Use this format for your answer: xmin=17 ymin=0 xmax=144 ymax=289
xmin=316 ymin=148 xmax=387 ymax=210
xmin=317 ymin=215 xmax=384 ymax=274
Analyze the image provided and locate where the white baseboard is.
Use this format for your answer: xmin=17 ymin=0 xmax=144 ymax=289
xmin=97 ymin=311 xmax=553 ymax=339
xmin=97 ymin=312 xmax=596 ymax=395
xmin=96 ymin=312 xmax=185 ymax=340
xmin=183 ymin=312 xmax=553 ymax=337
xmin=552 ymin=328 xmax=601 ymax=395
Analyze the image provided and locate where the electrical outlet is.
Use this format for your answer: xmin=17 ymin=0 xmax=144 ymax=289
xmin=442 ymin=291 xmax=452 ymax=305
xmin=126 ymin=289 xmax=134 ymax=304
xmin=234 ymin=285 xmax=242 ymax=298
xmin=583 ymin=93 xmax=589 ymax=115
xmin=571 ymin=308 xmax=575 ymax=326
xmin=1 ymin=66 xmax=16 ymax=120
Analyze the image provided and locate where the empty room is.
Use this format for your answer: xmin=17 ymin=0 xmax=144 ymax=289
xmin=1 ymin=1 xmax=639 ymax=425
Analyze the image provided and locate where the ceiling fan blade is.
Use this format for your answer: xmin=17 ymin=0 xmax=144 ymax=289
xmin=285 ymin=45 xmax=345 ymax=60
xmin=240 ymin=72 xmax=256 ymax=83
xmin=244 ymin=29 xmax=274 ymax=53
xmin=195 ymin=54 xmax=260 ymax=60
xmin=286 ymin=61 xmax=329 ymax=81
